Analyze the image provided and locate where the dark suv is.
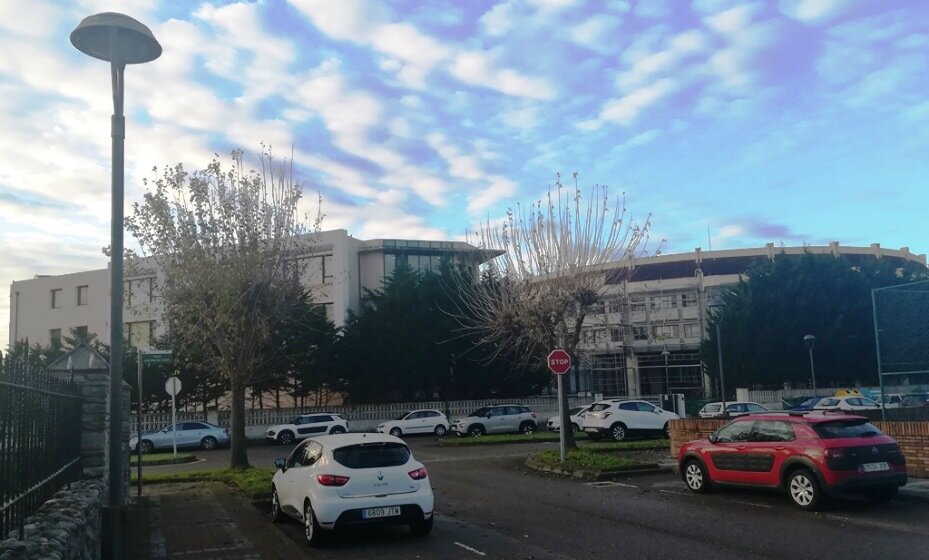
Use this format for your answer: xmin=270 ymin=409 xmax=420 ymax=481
xmin=677 ymin=412 xmax=907 ymax=510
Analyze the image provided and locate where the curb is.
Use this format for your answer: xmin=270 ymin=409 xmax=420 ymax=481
xmin=130 ymin=455 xmax=199 ymax=467
xmin=525 ymin=457 xmax=669 ymax=481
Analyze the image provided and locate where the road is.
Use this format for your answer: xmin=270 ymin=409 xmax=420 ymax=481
xmin=143 ymin=437 xmax=929 ymax=559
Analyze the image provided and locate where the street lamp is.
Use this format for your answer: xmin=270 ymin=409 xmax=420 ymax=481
xmin=803 ymin=334 xmax=817 ymax=394
xmin=71 ymin=11 xmax=160 ymax=556
xmin=661 ymin=346 xmax=671 ymax=394
xmin=707 ymin=295 xmax=727 ymax=415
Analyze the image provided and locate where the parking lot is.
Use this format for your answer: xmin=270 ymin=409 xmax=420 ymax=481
xmin=138 ymin=436 xmax=929 ymax=559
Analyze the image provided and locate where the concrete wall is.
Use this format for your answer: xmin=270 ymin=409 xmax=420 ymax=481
xmin=9 ymin=269 xmax=108 ymax=348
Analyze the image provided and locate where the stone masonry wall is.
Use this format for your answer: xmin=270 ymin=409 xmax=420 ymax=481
xmin=669 ymin=418 xmax=929 ymax=478
xmin=0 ymin=479 xmax=105 ymax=560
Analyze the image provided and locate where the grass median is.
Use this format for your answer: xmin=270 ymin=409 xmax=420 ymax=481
xmin=529 ymin=448 xmax=652 ymax=472
xmin=132 ymin=467 xmax=274 ymax=499
xmin=129 ymin=452 xmax=197 ymax=466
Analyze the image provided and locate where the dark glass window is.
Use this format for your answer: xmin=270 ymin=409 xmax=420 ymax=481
xmin=813 ymin=420 xmax=883 ymax=439
xmin=715 ymin=421 xmax=754 ymax=443
xmin=751 ymin=421 xmax=795 ymax=442
xmin=333 ymin=443 xmax=411 ymax=469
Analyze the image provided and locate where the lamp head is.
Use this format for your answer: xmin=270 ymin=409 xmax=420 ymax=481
xmin=71 ymin=12 xmax=161 ymax=64
xmin=803 ymin=334 xmax=816 ymax=349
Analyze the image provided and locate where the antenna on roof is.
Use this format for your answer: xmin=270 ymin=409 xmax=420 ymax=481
xmin=707 ymin=224 xmax=712 ymax=251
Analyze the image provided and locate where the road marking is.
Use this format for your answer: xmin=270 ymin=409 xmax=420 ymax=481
xmin=659 ymin=489 xmax=691 ymax=496
xmin=731 ymin=500 xmax=772 ymax=509
xmin=615 ymin=482 xmax=640 ymax=488
xmin=454 ymin=542 xmax=487 ymax=556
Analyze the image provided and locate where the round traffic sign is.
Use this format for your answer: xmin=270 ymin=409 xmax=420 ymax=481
xmin=164 ymin=376 xmax=182 ymax=396
xmin=547 ymin=349 xmax=571 ymax=375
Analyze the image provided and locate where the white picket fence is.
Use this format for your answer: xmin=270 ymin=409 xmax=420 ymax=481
xmin=130 ymin=394 xmax=670 ymax=437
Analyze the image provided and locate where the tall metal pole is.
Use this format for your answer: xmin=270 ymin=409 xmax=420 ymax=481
xmin=557 ymin=374 xmax=565 ymax=463
xmin=108 ymin=55 xmax=126 ymax=508
xmin=872 ymin=288 xmax=887 ymax=422
xmin=807 ymin=346 xmax=817 ymax=394
xmin=663 ymin=352 xmax=670 ymax=394
xmin=715 ymin=321 xmax=726 ymax=415
xmin=137 ymin=348 xmax=142 ymax=498
xmin=171 ymin=390 xmax=178 ymax=459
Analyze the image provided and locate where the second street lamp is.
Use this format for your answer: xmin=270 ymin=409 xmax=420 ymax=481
xmin=804 ymin=334 xmax=817 ymax=393
xmin=661 ymin=346 xmax=671 ymax=394
xmin=707 ymin=295 xmax=727 ymax=415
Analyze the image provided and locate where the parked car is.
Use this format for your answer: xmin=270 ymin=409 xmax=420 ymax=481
xmin=698 ymin=401 xmax=769 ymax=418
xmin=271 ymin=433 xmax=434 ymax=546
xmin=376 ymin=410 xmax=449 ymax=437
xmin=267 ymin=414 xmax=349 ymax=445
xmin=877 ymin=394 xmax=904 ymax=409
xmin=450 ymin=404 xmax=537 ymax=437
xmin=788 ymin=397 xmax=825 ymax=411
xmin=900 ymin=393 xmax=929 ymax=408
xmin=583 ymin=399 xmax=679 ymax=441
xmin=131 ymin=421 xmax=229 ymax=453
xmin=678 ymin=412 xmax=907 ymax=510
xmin=546 ymin=405 xmax=592 ymax=432
xmin=814 ymin=396 xmax=880 ymax=411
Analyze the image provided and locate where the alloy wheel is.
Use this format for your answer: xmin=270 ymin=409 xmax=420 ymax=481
xmin=789 ymin=474 xmax=815 ymax=507
xmin=685 ymin=462 xmax=703 ymax=490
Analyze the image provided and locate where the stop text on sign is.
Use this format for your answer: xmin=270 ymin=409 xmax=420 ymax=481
xmin=547 ymin=349 xmax=571 ymax=375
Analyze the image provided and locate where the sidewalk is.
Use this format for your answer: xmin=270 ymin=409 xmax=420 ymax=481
xmin=901 ymin=477 xmax=929 ymax=502
xmin=126 ymin=482 xmax=309 ymax=559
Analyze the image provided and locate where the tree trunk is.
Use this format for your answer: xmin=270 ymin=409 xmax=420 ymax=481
xmin=559 ymin=368 xmax=577 ymax=450
xmin=229 ymin=380 xmax=250 ymax=469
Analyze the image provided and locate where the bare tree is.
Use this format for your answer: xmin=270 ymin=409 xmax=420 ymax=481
xmin=452 ymin=173 xmax=655 ymax=449
xmin=126 ymin=147 xmax=319 ymax=468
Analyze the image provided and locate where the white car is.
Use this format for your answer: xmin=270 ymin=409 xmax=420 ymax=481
xmin=270 ymin=433 xmax=434 ymax=546
xmin=698 ymin=401 xmax=769 ymax=418
xmin=377 ymin=409 xmax=449 ymax=437
xmin=267 ymin=413 xmax=349 ymax=445
xmin=813 ymin=396 xmax=881 ymax=411
xmin=876 ymin=394 xmax=904 ymax=409
xmin=583 ymin=399 xmax=679 ymax=441
xmin=546 ymin=405 xmax=592 ymax=432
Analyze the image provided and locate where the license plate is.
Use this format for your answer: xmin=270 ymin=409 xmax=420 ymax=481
xmin=362 ymin=506 xmax=401 ymax=519
xmin=862 ymin=462 xmax=889 ymax=473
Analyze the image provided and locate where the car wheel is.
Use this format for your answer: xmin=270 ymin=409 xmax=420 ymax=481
xmin=278 ymin=431 xmax=295 ymax=446
xmin=200 ymin=436 xmax=218 ymax=450
xmin=410 ymin=515 xmax=433 ymax=537
xmin=304 ymin=501 xmax=325 ymax=547
xmin=863 ymin=486 xmax=898 ymax=504
xmin=683 ymin=459 xmax=711 ymax=493
xmin=140 ymin=440 xmax=154 ymax=454
xmin=468 ymin=425 xmax=485 ymax=437
xmin=329 ymin=426 xmax=346 ymax=435
xmin=610 ymin=423 xmax=628 ymax=442
xmin=787 ymin=469 xmax=823 ymax=511
xmin=389 ymin=427 xmax=403 ymax=437
xmin=270 ymin=487 xmax=282 ymax=523
xmin=434 ymin=425 xmax=447 ymax=437
xmin=571 ymin=423 xmax=580 ymax=432
xmin=519 ymin=421 xmax=535 ymax=435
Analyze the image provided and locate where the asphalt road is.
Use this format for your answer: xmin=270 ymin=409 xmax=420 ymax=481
xmin=142 ymin=437 xmax=929 ymax=559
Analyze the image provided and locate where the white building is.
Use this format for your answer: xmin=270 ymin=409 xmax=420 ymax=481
xmin=8 ymin=229 xmax=497 ymax=349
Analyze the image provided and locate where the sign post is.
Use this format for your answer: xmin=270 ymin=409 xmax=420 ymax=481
xmin=138 ymin=350 xmax=172 ymax=496
xmin=165 ymin=374 xmax=182 ymax=459
xmin=547 ymin=349 xmax=572 ymax=463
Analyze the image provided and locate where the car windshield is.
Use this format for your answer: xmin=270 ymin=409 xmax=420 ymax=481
xmin=396 ymin=411 xmax=412 ymax=420
xmin=797 ymin=398 xmax=820 ymax=407
xmin=290 ymin=417 xmax=304 ymax=425
xmin=332 ymin=442 xmax=411 ymax=469
xmin=813 ymin=420 xmax=883 ymax=439
xmin=568 ymin=407 xmax=582 ymax=415
xmin=704 ymin=404 xmax=721 ymax=413
xmin=469 ymin=407 xmax=490 ymax=417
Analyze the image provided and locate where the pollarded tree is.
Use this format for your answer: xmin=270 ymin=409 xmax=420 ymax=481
xmin=452 ymin=173 xmax=655 ymax=449
xmin=125 ymin=148 xmax=318 ymax=468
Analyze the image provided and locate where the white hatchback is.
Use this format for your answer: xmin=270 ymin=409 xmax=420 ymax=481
xmin=813 ymin=396 xmax=881 ymax=411
xmin=376 ymin=409 xmax=449 ymax=437
xmin=271 ymin=433 xmax=434 ymax=547
xmin=583 ymin=399 xmax=679 ymax=441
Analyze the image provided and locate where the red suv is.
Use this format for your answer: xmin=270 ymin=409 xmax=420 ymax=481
xmin=677 ymin=412 xmax=907 ymax=510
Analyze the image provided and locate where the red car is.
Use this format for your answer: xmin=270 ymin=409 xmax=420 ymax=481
xmin=677 ymin=412 xmax=907 ymax=510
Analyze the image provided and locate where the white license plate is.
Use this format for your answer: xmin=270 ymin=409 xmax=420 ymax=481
xmin=862 ymin=462 xmax=890 ymax=473
xmin=362 ymin=506 xmax=401 ymax=519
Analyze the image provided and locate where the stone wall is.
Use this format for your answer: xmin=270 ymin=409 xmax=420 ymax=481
xmin=669 ymin=418 xmax=929 ymax=477
xmin=0 ymin=480 xmax=105 ymax=560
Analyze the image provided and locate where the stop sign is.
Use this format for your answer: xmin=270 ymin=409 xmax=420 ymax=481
xmin=547 ymin=349 xmax=571 ymax=375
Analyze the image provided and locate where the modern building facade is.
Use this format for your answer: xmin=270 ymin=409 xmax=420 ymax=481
xmin=8 ymin=229 xmax=497 ymax=349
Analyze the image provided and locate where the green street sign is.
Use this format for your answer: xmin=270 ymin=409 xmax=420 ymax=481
xmin=141 ymin=351 xmax=172 ymax=365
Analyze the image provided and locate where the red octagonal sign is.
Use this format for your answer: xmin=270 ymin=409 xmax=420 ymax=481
xmin=547 ymin=349 xmax=571 ymax=375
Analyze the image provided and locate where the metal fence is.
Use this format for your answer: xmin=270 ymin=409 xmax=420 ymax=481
xmin=0 ymin=360 xmax=83 ymax=539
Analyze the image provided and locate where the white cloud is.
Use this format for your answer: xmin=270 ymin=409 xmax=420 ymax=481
xmin=468 ymin=176 xmax=518 ymax=213
xmin=501 ymin=105 xmax=541 ymax=130
xmin=569 ymin=15 xmax=623 ymax=53
xmin=450 ymin=50 xmax=555 ymax=100
xmin=600 ymin=79 xmax=678 ymax=125
xmin=480 ymin=1 xmax=518 ymax=36
xmin=778 ymin=0 xmax=854 ymax=24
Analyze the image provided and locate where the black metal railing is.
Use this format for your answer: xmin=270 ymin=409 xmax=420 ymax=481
xmin=0 ymin=359 xmax=82 ymax=539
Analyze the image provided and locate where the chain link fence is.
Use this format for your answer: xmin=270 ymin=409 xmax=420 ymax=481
xmin=872 ymin=280 xmax=929 ymax=419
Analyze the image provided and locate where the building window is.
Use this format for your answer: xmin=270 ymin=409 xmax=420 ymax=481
xmin=654 ymin=324 xmax=679 ymax=339
xmin=604 ymin=297 xmax=623 ymax=314
xmin=630 ymin=298 xmax=646 ymax=314
xmin=75 ymin=325 xmax=88 ymax=339
xmin=583 ymin=328 xmax=607 ymax=344
xmin=651 ymin=295 xmax=676 ymax=309
xmin=632 ymin=326 xmax=649 ymax=341
xmin=49 ymin=328 xmax=62 ymax=347
xmin=681 ymin=293 xmax=697 ymax=308
xmin=684 ymin=323 xmax=700 ymax=338
xmin=610 ymin=327 xmax=623 ymax=343
xmin=77 ymin=285 xmax=89 ymax=306
xmin=125 ymin=321 xmax=154 ymax=348
xmin=384 ymin=253 xmax=396 ymax=277
xmin=51 ymin=289 xmax=62 ymax=309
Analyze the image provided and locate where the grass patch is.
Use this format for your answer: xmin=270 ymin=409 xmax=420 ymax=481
xmin=531 ymin=448 xmax=648 ymax=471
xmin=439 ymin=431 xmax=589 ymax=446
xmin=129 ymin=452 xmax=197 ymax=465
xmin=132 ymin=468 xmax=274 ymax=499
xmin=581 ymin=439 xmax=669 ymax=452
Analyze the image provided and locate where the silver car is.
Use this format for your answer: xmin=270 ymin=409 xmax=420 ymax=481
xmin=131 ymin=421 xmax=229 ymax=453
xmin=450 ymin=404 xmax=537 ymax=436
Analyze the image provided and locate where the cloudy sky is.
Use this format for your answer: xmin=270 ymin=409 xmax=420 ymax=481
xmin=2 ymin=0 xmax=929 ymax=346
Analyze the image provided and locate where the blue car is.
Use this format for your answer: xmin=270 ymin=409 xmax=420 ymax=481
xmin=131 ymin=421 xmax=229 ymax=453
xmin=787 ymin=397 xmax=824 ymax=411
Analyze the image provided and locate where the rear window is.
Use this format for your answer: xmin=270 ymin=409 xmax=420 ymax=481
xmin=813 ymin=420 xmax=883 ymax=439
xmin=589 ymin=403 xmax=612 ymax=412
xmin=332 ymin=442 xmax=411 ymax=469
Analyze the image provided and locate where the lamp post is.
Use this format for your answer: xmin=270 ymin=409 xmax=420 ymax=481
xmin=661 ymin=346 xmax=671 ymax=394
xmin=804 ymin=334 xmax=817 ymax=394
xmin=707 ymin=295 xmax=727 ymax=415
xmin=71 ymin=12 xmax=160 ymax=558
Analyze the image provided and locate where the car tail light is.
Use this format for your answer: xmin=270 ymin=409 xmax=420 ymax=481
xmin=408 ymin=467 xmax=428 ymax=480
xmin=317 ymin=474 xmax=350 ymax=486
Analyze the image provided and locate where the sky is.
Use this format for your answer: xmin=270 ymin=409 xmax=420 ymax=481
xmin=2 ymin=0 xmax=929 ymax=346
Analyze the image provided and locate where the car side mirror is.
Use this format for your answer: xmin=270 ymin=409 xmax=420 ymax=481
xmin=274 ymin=458 xmax=286 ymax=472
xmin=708 ymin=433 xmax=719 ymax=444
